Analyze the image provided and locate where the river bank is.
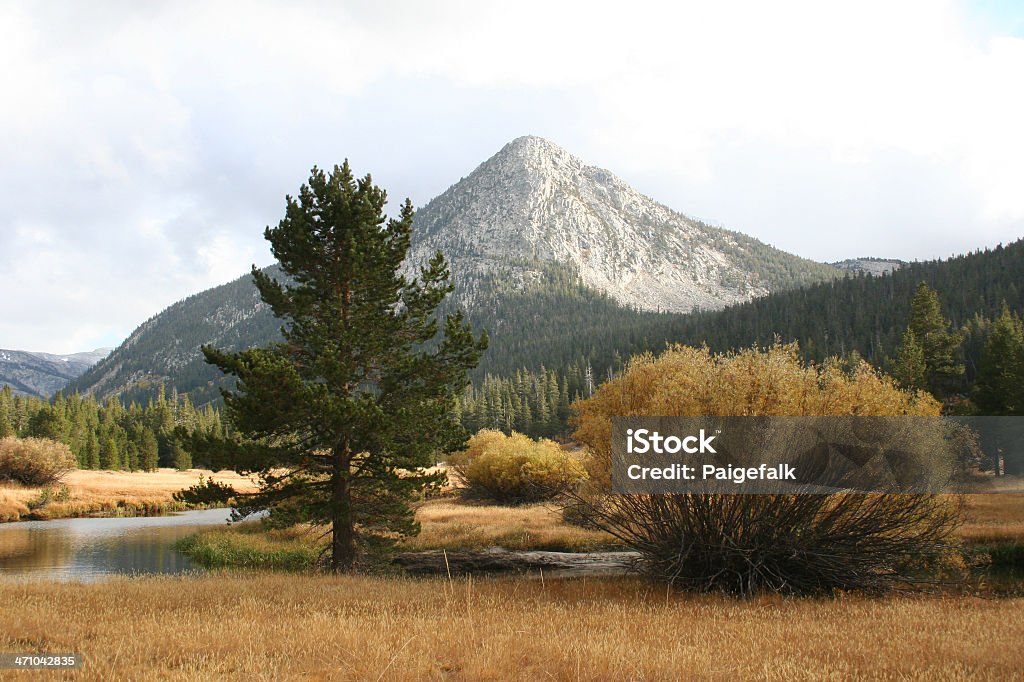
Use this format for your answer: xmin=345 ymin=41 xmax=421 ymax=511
xmin=0 ymin=468 xmax=256 ymax=522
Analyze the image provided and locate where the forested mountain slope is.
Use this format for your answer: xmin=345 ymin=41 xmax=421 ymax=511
xmin=68 ymin=136 xmax=838 ymax=403
xmin=65 ymin=270 xmax=282 ymax=406
xmin=0 ymin=348 xmax=110 ymax=398
xmin=670 ymin=239 xmax=1024 ymax=372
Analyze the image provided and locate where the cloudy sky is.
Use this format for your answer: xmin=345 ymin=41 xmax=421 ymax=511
xmin=3 ymin=0 xmax=1024 ymax=354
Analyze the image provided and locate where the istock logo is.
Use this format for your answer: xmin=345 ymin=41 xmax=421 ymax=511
xmin=626 ymin=428 xmax=717 ymax=455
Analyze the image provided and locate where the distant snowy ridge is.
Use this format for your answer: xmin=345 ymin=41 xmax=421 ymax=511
xmin=0 ymin=348 xmax=111 ymax=398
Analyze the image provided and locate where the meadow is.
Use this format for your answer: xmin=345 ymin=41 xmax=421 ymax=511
xmin=3 ymin=470 xmax=1024 ymax=679
xmin=0 ymin=468 xmax=256 ymax=522
xmin=3 ymin=572 xmax=1023 ymax=681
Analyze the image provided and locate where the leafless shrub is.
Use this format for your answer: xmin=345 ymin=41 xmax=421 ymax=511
xmin=567 ymin=492 xmax=961 ymax=594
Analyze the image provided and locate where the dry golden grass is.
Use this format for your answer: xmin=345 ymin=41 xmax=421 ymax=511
xmin=403 ymin=499 xmax=614 ymax=552
xmin=959 ymin=494 xmax=1024 ymax=542
xmin=0 ymin=468 xmax=257 ymax=523
xmin=181 ymin=498 xmax=613 ymax=564
xmin=409 ymin=492 xmax=1024 ymax=554
xmin=2 ymin=573 xmax=1022 ymax=680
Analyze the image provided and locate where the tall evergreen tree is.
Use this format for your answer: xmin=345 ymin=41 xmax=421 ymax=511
xmin=892 ymin=327 xmax=926 ymax=391
xmin=973 ymin=303 xmax=1024 ymax=415
xmin=139 ymin=428 xmax=160 ymax=471
xmin=905 ymin=282 xmax=964 ymax=397
xmin=202 ymin=162 xmax=486 ymax=572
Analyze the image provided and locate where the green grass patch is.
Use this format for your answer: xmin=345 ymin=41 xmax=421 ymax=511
xmin=972 ymin=540 xmax=1024 ymax=572
xmin=176 ymin=524 xmax=323 ymax=571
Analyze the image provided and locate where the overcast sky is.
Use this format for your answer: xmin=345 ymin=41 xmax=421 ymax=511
xmin=3 ymin=1 xmax=1024 ymax=354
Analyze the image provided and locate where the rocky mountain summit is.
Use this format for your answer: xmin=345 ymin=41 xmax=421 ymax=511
xmin=65 ymin=136 xmax=840 ymax=403
xmin=407 ymin=135 xmax=837 ymax=312
xmin=831 ymin=258 xmax=905 ymax=277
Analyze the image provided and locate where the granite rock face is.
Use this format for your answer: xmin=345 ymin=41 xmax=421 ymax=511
xmin=407 ymin=135 xmax=835 ymax=313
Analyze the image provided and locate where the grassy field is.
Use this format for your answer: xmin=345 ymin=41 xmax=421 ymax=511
xmin=176 ymin=499 xmax=616 ymax=570
xmin=175 ymin=493 xmax=1024 ymax=572
xmin=0 ymin=468 xmax=257 ymax=522
xmin=3 ymin=477 xmax=1024 ymax=678
xmin=961 ymin=494 xmax=1024 ymax=541
xmin=2 ymin=573 xmax=1022 ymax=680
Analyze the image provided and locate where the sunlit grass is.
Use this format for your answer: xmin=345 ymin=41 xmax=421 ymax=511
xmin=176 ymin=525 xmax=321 ymax=571
xmin=2 ymin=573 xmax=1023 ymax=680
xmin=178 ymin=498 xmax=616 ymax=569
xmin=0 ymin=468 xmax=257 ymax=522
xmin=401 ymin=499 xmax=616 ymax=552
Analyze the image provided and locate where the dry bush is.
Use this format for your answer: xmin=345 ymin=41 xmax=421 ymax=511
xmin=0 ymin=436 xmax=76 ymax=486
xmin=571 ymin=343 xmax=964 ymax=595
xmin=460 ymin=431 xmax=587 ymax=504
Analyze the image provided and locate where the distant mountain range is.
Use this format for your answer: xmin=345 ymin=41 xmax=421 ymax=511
xmin=62 ymin=136 xmax=842 ymax=404
xmin=0 ymin=348 xmax=110 ymax=398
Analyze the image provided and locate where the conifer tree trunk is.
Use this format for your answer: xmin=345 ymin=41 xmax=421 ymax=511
xmin=331 ymin=440 xmax=356 ymax=572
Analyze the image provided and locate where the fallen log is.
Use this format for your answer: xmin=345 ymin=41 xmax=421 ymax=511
xmin=393 ymin=548 xmax=639 ymax=577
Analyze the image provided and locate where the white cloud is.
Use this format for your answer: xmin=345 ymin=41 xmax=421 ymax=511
xmin=2 ymin=0 xmax=1023 ymax=353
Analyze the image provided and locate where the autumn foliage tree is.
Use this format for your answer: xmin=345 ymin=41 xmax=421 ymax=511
xmin=571 ymin=343 xmax=962 ymax=595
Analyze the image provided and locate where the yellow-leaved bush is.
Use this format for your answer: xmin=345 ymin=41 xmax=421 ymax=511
xmin=0 ymin=436 xmax=77 ymax=486
xmin=459 ymin=431 xmax=588 ymax=503
xmin=574 ymin=343 xmax=942 ymax=492
xmin=569 ymin=343 xmax=960 ymax=595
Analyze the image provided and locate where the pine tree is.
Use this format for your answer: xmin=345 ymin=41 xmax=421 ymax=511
xmin=892 ymin=327 xmax=926 ymax=390
xmin=170 ymin=438 xmax=191 ymax=470
xmin=974 ymin=304 xmax=1024 ymax=415
xmin=139 ymin=428 xmax=160 ymax=471
xmin=0 ymin=386 xmax=13 ymax=438
xmin=202 ymin=162 xmax=486 ymax=572
xmin=99 ymin=435 xmax=119 ymax=470
xmin=906 ymin=282 xmax=964 ymax=397
xmin=85 ymin=433 xmax=100 ymax=469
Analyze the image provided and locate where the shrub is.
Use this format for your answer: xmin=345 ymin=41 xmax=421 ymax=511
xmin=0 ymin=437 xmax=77 ymax=486
xmin=462 ymin=431 xmax=587 ymax=503
xmin=570 ymin=343 xmax=963 ymax=595
xmin=447 ymin=429 xmax=506 ymax=468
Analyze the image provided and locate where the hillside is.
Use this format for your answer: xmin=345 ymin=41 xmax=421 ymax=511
xmin=0 ymin=348 xmax=110 ymax=398
xmin=665 ymin=240 xmax=1024 ymax=374
xmin=68 ymin=136 xmax=838 ymax=403
xmin=831 ymin=258 xmax=905 ymax=277
xmin=66 ymin=270 xmax=282 ymax=406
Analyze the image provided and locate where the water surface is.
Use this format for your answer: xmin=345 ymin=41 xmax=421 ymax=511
xmin=0 ymin=508 xmax=237 ymax=581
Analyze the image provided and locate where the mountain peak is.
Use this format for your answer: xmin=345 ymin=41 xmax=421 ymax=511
xmin=500 ymin=134 xmax=569 ymax=155
xmin=481 ymin=135 xmax=583 ymax=182
xmin=408 ymin=137 xmax=837 ymax=314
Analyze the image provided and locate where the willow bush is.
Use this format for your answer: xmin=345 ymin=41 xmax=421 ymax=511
xmin=456 ymin=430 xmax=587 ymax=504
xmin=570 ymin=343 xmax=963 ymax=595
xmin=0 ymin=436 xmax=77 ymax=486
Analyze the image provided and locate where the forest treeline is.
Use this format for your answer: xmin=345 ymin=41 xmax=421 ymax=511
xmin=467 ymin=240 xmax=1024 ymax=384
xmin=7 ymin=240 xmax=1024 ymax=452
xmin=0 ymin=383 xmax=225 ymax=471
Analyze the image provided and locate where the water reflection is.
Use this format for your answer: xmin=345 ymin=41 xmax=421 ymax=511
xmin=0 ymin=509 xmax=236 ymax=581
